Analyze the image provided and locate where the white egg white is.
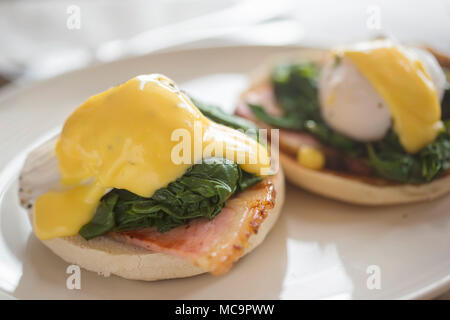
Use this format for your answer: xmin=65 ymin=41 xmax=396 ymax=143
xmin=318 ymin=45 xmax=446 ymax=142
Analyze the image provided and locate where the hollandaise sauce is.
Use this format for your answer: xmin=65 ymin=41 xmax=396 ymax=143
xmin=341 ymin=41 xmax=442 ymax=153
xmin=34 ymin=74 xmax=270 ymax=240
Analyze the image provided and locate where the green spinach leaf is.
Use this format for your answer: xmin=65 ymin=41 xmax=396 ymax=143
xmin=79 ymin=158 xmax=262 ymax=240
xmin=368 ymin=130 xmax=450 ymax=183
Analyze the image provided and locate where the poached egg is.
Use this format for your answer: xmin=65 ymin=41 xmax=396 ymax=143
xmin=34 ymin=74 xmax=270 ymax=240
xmin=319 ymin=40 xmax=446 ymax=153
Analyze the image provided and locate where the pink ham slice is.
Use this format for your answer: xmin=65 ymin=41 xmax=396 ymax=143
xmin=109 ymin=175 xmax=277 ymax=275
xmin=235 ymin=84 xmax=281 ymax=122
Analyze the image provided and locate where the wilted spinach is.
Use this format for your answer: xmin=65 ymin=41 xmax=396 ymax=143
xmin=79 ymin=158 xmax=262 ymax=239
xmin=368 ymin=127 xmax=450 ymax=183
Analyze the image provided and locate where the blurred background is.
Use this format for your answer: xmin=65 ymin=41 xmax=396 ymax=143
xmin=0 ymin=0 xmax=449 ymax=85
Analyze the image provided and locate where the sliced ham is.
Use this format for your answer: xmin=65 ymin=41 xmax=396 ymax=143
xmin=235 ymin=100 xmax=258 ymax=122
xmin=109 ymin=175 xmax=277 ymax=275
xmin=242 ymin=83 xmax=282 ymax=116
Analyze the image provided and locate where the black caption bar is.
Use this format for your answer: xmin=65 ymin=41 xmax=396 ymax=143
xmin=2 ymin=300 xmax=446 ymax=318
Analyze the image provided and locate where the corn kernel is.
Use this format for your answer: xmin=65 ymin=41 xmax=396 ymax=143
xmin=297 ymin=146 xmax=325 ymax=170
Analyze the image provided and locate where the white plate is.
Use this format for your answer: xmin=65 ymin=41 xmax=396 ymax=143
xmin=0 ymin=46 xmax=449 ymax=300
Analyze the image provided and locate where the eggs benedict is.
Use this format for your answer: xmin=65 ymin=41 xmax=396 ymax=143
xmin=19 ymin=74 xmax=284 ymax=280
xmin=237 ymin=40 xmax=450 ymax=205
